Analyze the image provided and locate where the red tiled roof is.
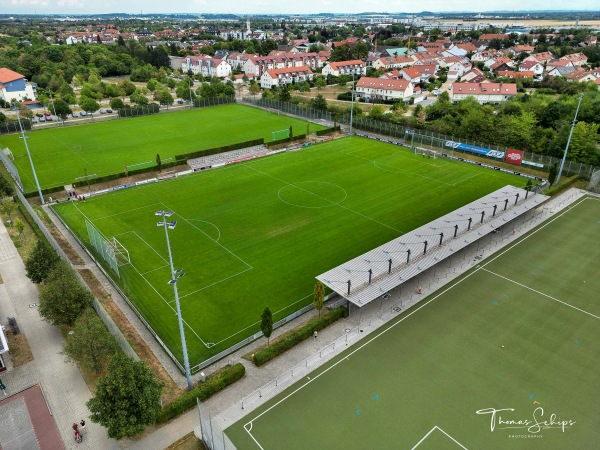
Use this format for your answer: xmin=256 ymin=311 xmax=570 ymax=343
xmin=0 ymin=68 xmax=25 ymax=83
xmin=356 ymin=76 xmax=411 ymax=91
xmin=265 ymin=66 xmax=313 ymax=77
xmin=452 ymin=82 xmax=517 ymax=95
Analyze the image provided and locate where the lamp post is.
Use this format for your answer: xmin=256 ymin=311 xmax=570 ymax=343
xmin=555 ymin=92 xmax=583 ymax=185
xmin=349 ymin=71 xmax=355 ymax=136
xmin=155 ymin=210 xmax=193 ymax=390
xmin=16 ymin=114 xmax=44 ymax=204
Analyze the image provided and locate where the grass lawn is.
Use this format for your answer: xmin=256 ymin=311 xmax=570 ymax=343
xmin=0 ymin=104 xmax=325 ymax=192
xmin=226 ymin=196 xmax=600 ymax=449
xmin=52 ymin=136 xmax=525 ymax=367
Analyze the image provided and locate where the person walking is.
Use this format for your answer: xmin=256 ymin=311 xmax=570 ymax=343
xmin=313 ymin=330 xmax=318 ymax=340
xmin=80 ymin=419 xmax=86 ymax=430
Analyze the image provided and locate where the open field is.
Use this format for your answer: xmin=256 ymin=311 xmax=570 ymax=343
xmin=227 ymin=196 xmax=600 ymax=449
xmin=0 ymin=104 xmax=325 ymax=192
xmin=52 ymin=136 xmax=525 ymax=366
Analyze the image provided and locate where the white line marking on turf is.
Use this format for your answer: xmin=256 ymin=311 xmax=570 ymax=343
xmin=93 ymin=202 xmax=162 ymax=221
xmin=241 ymin=195 xmax=594 ymax=438
xmin=132 ymin=230 xmax=168 ymax=264
xmin=142 ymin=265 xmax=169 ymax=275
xmin=160 ymin=202 xmax=253 ymax=269
xmin=411 ymin=426 xmax=468 ymax=450
xmin=186 ymin=218 xmax=221 ymax=242
xmin=243 ymin=164 xmax=404 ymax=234
xmin=481 ymin=268 xmax=600 ymax=320
xmin=177 ymin=267 xmax=253 ymax=300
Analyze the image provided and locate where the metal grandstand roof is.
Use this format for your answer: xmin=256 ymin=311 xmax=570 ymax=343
xmin=317 ymin=185 xmax=548 ymax=307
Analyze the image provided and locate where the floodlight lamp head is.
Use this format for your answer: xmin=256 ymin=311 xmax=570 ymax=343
xmin=164 ymin=211 xmax=174 ymax=217
xmin=155 ymin=210 xmax=165 ymax=216
xmin=157 ymin=222 xmax=165 ymax=227
xmin=175 ymin=268 xmax=183 ymax=274
xmin=168 ymin=220 xmax=177 ymax=229
xmin=167 ymin=279 xmax=176 ymax=285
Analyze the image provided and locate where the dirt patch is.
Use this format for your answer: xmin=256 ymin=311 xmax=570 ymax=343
xmin=77 ymin=269 xmax=184 ymax=404
xmin=166 ymin=432 xmax=205 ymax=450
xmin=6 ymin=330 xmax=34 ymax=367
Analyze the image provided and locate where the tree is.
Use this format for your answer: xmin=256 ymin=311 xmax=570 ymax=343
xmin=19 ymin=104 xmax=34 ymax=120
xmin=120 ymin=79 xmax=137 ymax=96
xmin=63 ymin=308 xmax=119 ymax=374
xmin=261 ymin=306 xmax=273 ymax=346
xmin=50 ymin=99 xmax=72 ymax=116
xmin=80 ymin=97 xmax=100 ymax=113
xmin=110 ymin=98 xmax=125 ymax=110
xmin=313 ymin=281 xmax=325 ymax=317
xmin=157 ymin=90 xmax=174 ymax=107
xmin=87 ymin=355 xmax=163 ymax=439
xmin=156 ymin=154 xmax=162 ymax=172
xmin=130 ymin=91 xmax=149 ymax=105
xmin=369 ymin=105 xmax=386 ymax=121
xmin=311 ymin=94 xmax=328 ymax=111
xmin=146 ymin=78 xmax=159 ymax=92
xmin=25 ymin=240 xmax=60 ymax=283
xmin=0 ymin=175 xmax=13 ymax=198
xmin=278 ymin=86 xmax=291 ymax=102
xmin=38 ymin=262 xmax=93 ymax=326
xmin=249 ymin=83 xmax=260 ymax=98
xmin=548 ymin=162 xmax=559 ymax=185
xmin=315 ymin=77 xmax=327 ymax=90
xmin=14 ymin=218 xmax=24 ymax=243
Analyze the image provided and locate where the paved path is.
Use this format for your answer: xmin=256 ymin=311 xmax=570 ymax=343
xmin=0 ymin=220 xmax=116 ymax=450
xmin=30 ymin=188 xmax=589 ymax=449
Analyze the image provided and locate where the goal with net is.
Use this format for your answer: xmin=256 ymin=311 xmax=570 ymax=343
xmin=272 ymin=129 xmax=290 ymax=141
xmin=86 ymin=220 xmax=130 ymax=277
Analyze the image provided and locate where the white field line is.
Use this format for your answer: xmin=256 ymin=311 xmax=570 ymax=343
xmin=132 ymin=230 xmax=169 ymax=265
xmin=142 ymin=264 xmax=169 ymax=275
xmin=411 ymin=426 xmax=468 ymax=450
xmin=243 ymin=163 xmax=404 ymax=234
xmin=160 ymin=202 xmax=253 ymax=269
xmin=176 ymin=267 xmax=253 ymax=301
xmin=93 ymin=202 xmax=162 ymax=221
xmin=481 ymin=268 xmax=600 ymax=321
xmin=241 ymin=195 xmax=594 ymax=438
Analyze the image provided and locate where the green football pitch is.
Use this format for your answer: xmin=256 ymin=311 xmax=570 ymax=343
xmin=52 ymin=136 xmax=525 ymax=367
xmin=0 ymin=104 xmax=325 ymax=192
xmin=226 ymin=196 xmax=600 ymax=449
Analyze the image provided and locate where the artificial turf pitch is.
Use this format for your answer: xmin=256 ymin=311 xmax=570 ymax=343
xmin=226 ymin=196 xmax=600 ymax=449
xmin=52 ymin=136 xmax=525 ymax=366
xmin=0 ymin=104 xmax=325 ymax=192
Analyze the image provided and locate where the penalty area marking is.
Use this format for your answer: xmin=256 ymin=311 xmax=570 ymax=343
xmin=411 ymin=426 xmax=468 ymax=450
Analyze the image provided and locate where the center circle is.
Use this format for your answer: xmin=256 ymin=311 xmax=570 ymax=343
xmin=278 ymin=181 xmax=348 ymax=209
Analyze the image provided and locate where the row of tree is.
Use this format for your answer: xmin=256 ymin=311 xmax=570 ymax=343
xmin=24 ymin=240 xmax=163 ymax=439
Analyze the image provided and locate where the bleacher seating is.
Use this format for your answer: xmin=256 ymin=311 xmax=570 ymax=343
xmin=187 ymin=145 xmax=268 ymax=170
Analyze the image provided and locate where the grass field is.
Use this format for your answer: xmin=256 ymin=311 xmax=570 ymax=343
xmin=0 ymin=104 xmax=325 ymax=192
xmin=226 ymin=196 xmax=600 ymax=449
xmin=52 ymin=136 xmax=525 ymax=366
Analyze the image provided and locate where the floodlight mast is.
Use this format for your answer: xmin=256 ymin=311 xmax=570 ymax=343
xmin=555 ymin=92 xmax=583 ymax=185
xmin=16 ymin=114 xmax=44 ymax=204
xmin=156 ymin=210 xmax=193 ymax=390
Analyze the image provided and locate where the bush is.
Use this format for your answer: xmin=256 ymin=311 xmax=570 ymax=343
xmin=544 ymin=175 xmax=580 ymax=196
xmin=316 ymin=126 xmax=340 ymax=136
xmin=268 ymin=134 xmax=306 ymax=146
xmin=253 ymin=307 xmax=346 ymax=366
xmin=117 ymin=103 xmax=160 ymax=118
xmin=156 ymin=363 xmax=245 ymax=423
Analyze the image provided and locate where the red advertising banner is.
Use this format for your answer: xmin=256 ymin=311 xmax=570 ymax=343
xmin=506 ymin=148 xmax=523 ymax=165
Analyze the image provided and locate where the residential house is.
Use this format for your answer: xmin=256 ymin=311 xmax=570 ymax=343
xmin=355 ymin=77 xmax=414 ymax=101
xmin=479 ymin=33 xmax=509 ymax=41
xmin=546 ymin=59 xmax=574 ymax=73
xmin=519 ymin=60 xmax=544 ymax=76
xmin=565 ymin=68 xmax=596 ymax=83
xmin=547 ymin=66 xmax=576 ymax=77
xmin=447 ymin=60 xmax=472 ymax=79
xmin=0 ymin=68 xmax=37 ymax=103
xmin=460 ymin=68 xmax=487 ymax=83
xmin=260 ymin=66 xmax=314 ymax=89
xmin=488 ymin=56 xmax=514 ymax=73
xmin=400 ymin=64 xmax=438 ymax=84
xmin=497 ymin=70 xmax=535 ymax=79
xmin=450 ymin=82 xmax=517 ymax=104
xmin=559 ymin=53 xmax=588 ymax=67
xmin=322 ymin=60 xmax=366 ymax=77
xmin=371 ymin=55 xmax=415 ymax=71
xmin=524 ymin=52 xmax=554 ymax=65
xmin=181 ymin=56 xmax=232 ymax=78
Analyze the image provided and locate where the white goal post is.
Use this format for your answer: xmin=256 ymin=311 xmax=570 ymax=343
xmin=110 ymin=237 xmax=131 ymax=266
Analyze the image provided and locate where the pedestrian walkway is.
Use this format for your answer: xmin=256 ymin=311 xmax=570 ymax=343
xmin=0 ymin=220 xmax=117 ymax=450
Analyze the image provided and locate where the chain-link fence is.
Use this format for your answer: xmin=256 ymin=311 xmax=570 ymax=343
xmin=241 ymin=97 xmax=334 ymax=124
xmin=198 ymin=399 xmax=237 ymax=450
xmin=0 ymin=148 xmax=24 ymax=192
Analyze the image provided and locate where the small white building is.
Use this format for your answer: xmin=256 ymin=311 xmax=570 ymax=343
xmin=260 ymin=66 xmax=314 ymax=89
xmin=0 ymin=68 xmax=37 ymax=103
xmin=355 ymin=77 xmax=414 ymax=101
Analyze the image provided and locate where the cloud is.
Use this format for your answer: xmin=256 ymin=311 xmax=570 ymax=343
xmin=10 ymin=0 xmax=50 ymax=6
xmin=56 ymin=0 xmax=85 ymax=6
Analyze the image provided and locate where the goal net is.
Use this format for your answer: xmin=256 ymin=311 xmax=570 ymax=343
xmin=272 ymin=129 xmax=290 ymax=141
xmin=588 ymin=169 xmax=600 ymax=193
xmin=86 ymin=220 xmax=130 ymax=277
xmin=415 ymin=148 xmax=437 ymax=159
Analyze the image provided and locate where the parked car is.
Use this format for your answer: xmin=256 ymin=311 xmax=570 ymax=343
xmin=71 ymin=112 xmax=77 ymax=118
xmin=79 ymin=111 xmax=87 ymax=116
xmin=99 ymin=109 xmax=106 ymax=114
xmin=44 ymin=111 xmax=51 ymax=116
xmin=38 ymin=116 xmax=45 ymax=122
xmin=32 ymin=118 xmax=38 ymax=123
xmin=36 ymin=112 xmax=43 ymax=118
xmin=106 ymin=109 xmax=113 ymax=113
xmin=177 ymin=99 xmax=184 ymax=104
xmin=46 ymin=116 xmax=53 ymax=121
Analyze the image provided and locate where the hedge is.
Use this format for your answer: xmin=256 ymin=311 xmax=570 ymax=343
xmin=117 ymin=103 xmax=160 ymax=118
xmin=175 ymin=138 xmax=264 ymax=162
xmin=156 ymin=362 xmax=246 ymax=424
xmin=253 ymin=307 xmax=347 ymax=367
xmin=544 ymin=175 xmax=580 ymax=197
xmin=316 ymin=126 xmax=340 ymax=136
xmin=268 ymin=134 xmax=307 ymax=147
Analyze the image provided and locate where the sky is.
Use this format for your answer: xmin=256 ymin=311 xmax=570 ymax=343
xmin=2 ymin=0 xmax=598 ymax=15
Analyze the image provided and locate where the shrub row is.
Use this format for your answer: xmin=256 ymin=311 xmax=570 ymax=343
xmin=0 ymin=119 xmax=32 ymax=135
xmin=316 ymin=126 xmax=340 ymax=136
xmin=544 ymin=175 xmax=580 ymax=197
xmin=117 ymin=103 xmax=160 ymax=118
xmin=268 ymin=134 xmax=307 ymax=147
xmin=192 ymin=96 xmax=236 ymax=108
xmin=253 ymin=307 xmax=347 ymax=367
xmin=156 ymin=363 xmax=246 ymax=424
xmin=175 ymin=138 xmax=264 ymax=162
